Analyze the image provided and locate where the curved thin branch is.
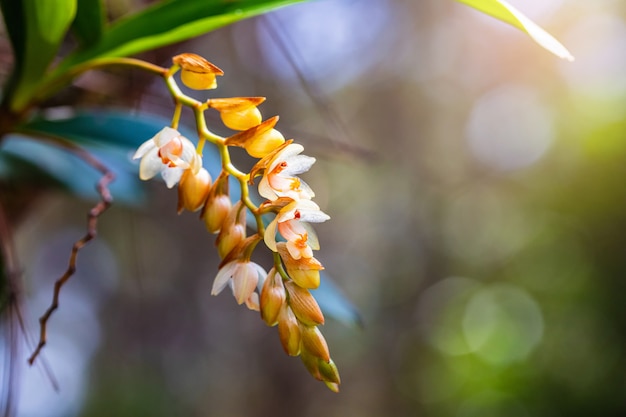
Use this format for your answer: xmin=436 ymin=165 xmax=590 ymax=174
xmin=24 ymin=137 xmax=115 ymax=366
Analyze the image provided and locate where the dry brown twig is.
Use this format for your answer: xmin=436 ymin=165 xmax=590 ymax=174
xmin=19 ymin=135 xmax=115 ymax=366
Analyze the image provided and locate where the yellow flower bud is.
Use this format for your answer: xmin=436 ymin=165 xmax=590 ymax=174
xmin=177 ymin=166 xmax=212 ymax=213
xmin=207 ymin=97 xmax=266 ymax=131
xmin=260 ymin=268 xmax=286 ymax=326
xmin=285 ymin=281 xmax=324 ymax=326
xmin=221 ymin=106 xmax=262 ymax=131
xmin=278 ymin=305 xmax=301 ymax=356
xmin=224 ymin=116 xmax=285 ymax=158
xmin=300 ymin=349 xmax=322 ymax=380
xmin=300 ymin=347 xmax=340 ymax=389
xmin=324 ymin=381 xmax=340 ymax=393
xmin=173 ymin=53 xmax=224 ymax=90
xmin=244 ymin=128 xmax=285 ymax=158
xmin=318 ymin=358 xmax=341 ymax=385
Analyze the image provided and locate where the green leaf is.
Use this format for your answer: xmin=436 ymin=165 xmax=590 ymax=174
xmin=9 ymin=0 xmax=77 ymax=111
xmin=5 ymin=110 xmax=221 ymax=203
xmin=55 ymin=0 xmax=305 ymax=72
xmin=312 ymin=273 xmax=361 ymax=327
xmin=72 ymin=0 xmax=106 ymax=47
xmin=0 ymin=135 xmax=145 ymax=204
xmin=455 ymin=0 xmax=574 ymax=61
xmin=24 ymin=111 xmax=174 ymax=149
xmin=22 ymin=110 xmax=222 ymax=176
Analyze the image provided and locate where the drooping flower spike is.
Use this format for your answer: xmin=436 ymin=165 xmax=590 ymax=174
xmin=131 ymin=54 xmax=340 ymax=391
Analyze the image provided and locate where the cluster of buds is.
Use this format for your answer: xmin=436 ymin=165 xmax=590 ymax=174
xmin=133 ymin=54 xmax=339 ymax=391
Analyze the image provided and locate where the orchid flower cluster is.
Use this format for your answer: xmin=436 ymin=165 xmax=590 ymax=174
xmin=133 ymin=53 xmax=340 ymax=391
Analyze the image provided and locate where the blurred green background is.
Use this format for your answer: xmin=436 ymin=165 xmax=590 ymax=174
xmin=5 ymin=0 xmax=626 ymax=416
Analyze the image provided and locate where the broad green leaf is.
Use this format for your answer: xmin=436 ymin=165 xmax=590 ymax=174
xmin=456 ymin=0 xmax=574 ymax=61
xmin=24 ymin=111 xmax=177 ymax=149
xmin=22 ymin=111 xmax=221 ymax=177
xmin=0 ymin=135 xmax=145 ymax=204
xmin=8 ymin=111 xmax=221 ymax=203
xmin=9 ymin=0 xmax=77 ymax=111
xmin=312 ymin=272 xmax=361 ymax=327
xmin=72 ymin=0 xmax=106 ymax=47
xmin=54 ymin=0 xmax=305 ymax=73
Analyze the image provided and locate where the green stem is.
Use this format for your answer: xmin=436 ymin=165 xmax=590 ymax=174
xmin=171 ymin=102 xmax=183 ymax=130
xmin=32 ymin=58 xmax=168 ymax=109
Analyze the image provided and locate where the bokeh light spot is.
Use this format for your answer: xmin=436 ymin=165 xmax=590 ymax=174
xmin=466 ymin=84 xmax=554 ymax=171
xmin=462 ymin=284 xmax=544 ymax=366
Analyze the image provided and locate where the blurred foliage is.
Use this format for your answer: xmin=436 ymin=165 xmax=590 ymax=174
xmin=0 ymin=0 xmax=624 ymax=417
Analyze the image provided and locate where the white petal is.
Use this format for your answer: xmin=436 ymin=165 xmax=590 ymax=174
xmin=133 ymin=140 xmax=156 ymax=160
xmin=301 ymin=222 xmax=320 ymax=250
xmin=293 ymin=199 xmax=329 ymax=222
xmin=298 ymin=209 xmax=330 ymax=223
xmin=212 ymin=262 xmax=236 ymax=295
xmin=180 ymin=137 xmax=198 ymax=165
xmin=161 ymin=166 xmax=184 ymax=188
xmin=252 ymin=262 xmax=268 ymax=281
xmin=276 ymin=200 xmax=301 ymax=222
xmin=232 ymin=263 xmax=259 ymax=305
xmin=258 ymin=175 xmax=278 ymax=200
xmin=245 ymin=292 xmax=260 ymax=311
xmin=153 ymin=126 xmax=181 ymax=147
xmin=264 ymin=217 xmax=279 ymax=252
xmin=297 ymin=179 xmax=315 ymax=198
xmin=268 ymin=143 xmax=304 ymax=172
xmin=276 ymin=179 xmax=315 ymax=200
xmin=286 ymin=240 xmax=303 ymax=260
xmin=138 ymin=148 xmax=163 ymax=180
xmin=282 ymin=155 xmax=315 ymax=176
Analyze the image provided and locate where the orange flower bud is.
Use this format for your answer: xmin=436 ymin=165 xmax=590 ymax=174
xmin=201 ymin=172 xmax=231 ymax=233
xmin=173 ymin=53 xmax=224 ymax=90
xmin=217 ymin=223 xmax=245 ymax=259
xmin=300 ymin=325 xmax=330 ymax=362
xmin=277 ymin=243 xmax=324 ymax=289
xmin=216 ymin=201 xmax=246 ymax=259
xmin=260 ymin=268 xmax=286 ymax=326
xmin=278 ymin=305 xmax=301 ymax=356
xmin=203 ymin=193 xmax=232 ymax=234
xmin=177 ymin=166 xmax=212 ymax=213
xmin=285 ymin=281 xmax=324 ymax=326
